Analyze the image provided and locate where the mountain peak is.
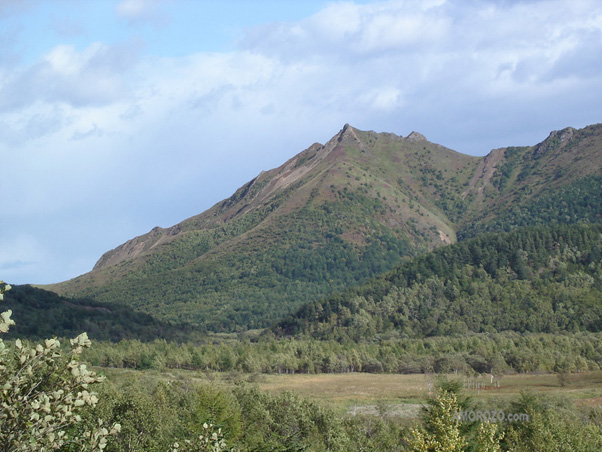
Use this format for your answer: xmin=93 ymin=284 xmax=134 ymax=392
xmin=548 ymin=126 xmax=576 ymax=143
xmin=406 ymin=131 xmax=427 ymax=142
xmin=337 ymin=123 xmax=362 ymax=146
xmin=339 ymin=122 xmax=354 ymax=136
xmin=534 ymin=126 xmax=576 ymax=158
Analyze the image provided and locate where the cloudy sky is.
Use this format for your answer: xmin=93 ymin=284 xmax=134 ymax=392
xmin=1 ymin=0 xmax=601 ymax=285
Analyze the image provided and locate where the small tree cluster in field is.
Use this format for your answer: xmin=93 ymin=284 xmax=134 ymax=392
xmin=0 ymin=281 xmax=120 ymax=451
xmin=407 ymin=390 xmax=469 ymax=452
xmin=407 ymin=381 xmax=505 ymax=452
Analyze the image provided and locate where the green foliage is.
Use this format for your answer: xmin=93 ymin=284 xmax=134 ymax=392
xmin=475 ymin=421 xmax=504 ymax=452
xmin=80 ymin=331 xmax=602 ymax=376
xmin=407 ymin=380 xmax=506 ymax=452
xmin=64 ymin=199 xmax=418 ymax=332
xmin=171 ymin=423 xmax=231 ymax=452
xmin=77 ymin=371 xmax=602 ymax=452
xmin=81 ymin=375 xmax=404 ymax=452
xmin=274 ymin=223 xmax=602 ymax=340
xmin=233 ymin=385 xmax=351 ymax=451
xmin=489 ymin=146 xmax=526 ymax=193
xmin=460 ymin=174 xmax=602 ymax=240
xmin=503 ymin=393 xmax=602 ymax=451
xmin=407 ymin=389 xmax=468 ymax=452
xmin=406 ymin=382 xmax=602 ymax=452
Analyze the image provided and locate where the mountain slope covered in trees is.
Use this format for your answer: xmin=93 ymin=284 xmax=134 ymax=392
xmin=47 ymin=123 xmax=602 ymax=332
xmin=2 ymin=285 xmax=199 ymax=342
xmin=274 ymin=223 xmax=602 ymax=340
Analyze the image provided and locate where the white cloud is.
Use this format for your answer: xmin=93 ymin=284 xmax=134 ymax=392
xmin=117 ymin=0 xmax=149 ymax=18
xmin=71 ymin=124 xmax=106 ymax=141
xmin=241 ymin=0 xmax=451 ymax=59
xmin=360 ymin=87 xmax=404 ymax=111
xmin=0 ymin=41 xmax=139 ymax=115
xmin=6 ymin=0 xmax=600 ymax=152
xmin=0 ymin=41 xmax=142 ymax=148
xmin=239 ymin=0 xmax=602 ymax=102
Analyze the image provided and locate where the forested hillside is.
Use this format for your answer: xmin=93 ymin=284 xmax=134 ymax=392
xmin=274 ymin=223 xmax=602 ymax=340
xmin=459 ymin=167 xmax=602 ymax=239
xmin=1 ymin=285 xmax=199 ymax=342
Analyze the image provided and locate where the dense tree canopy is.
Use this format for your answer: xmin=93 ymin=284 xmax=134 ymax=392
xmin=274 ymin=223 xmax=602 ymax=340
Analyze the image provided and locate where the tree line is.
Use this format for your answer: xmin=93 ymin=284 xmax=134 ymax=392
xmin=68 ymin=332 xmax=602 ymax=375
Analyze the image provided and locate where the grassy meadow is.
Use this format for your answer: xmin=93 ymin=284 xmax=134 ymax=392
xmin=100 ymin=366 xmax=602 ymax=419
xmin=257 ymin=371 xmax=602 ymax=413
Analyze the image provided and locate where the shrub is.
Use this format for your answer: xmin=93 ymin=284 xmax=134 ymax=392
xmin=0 ymin=282 xmax=119 ymax=451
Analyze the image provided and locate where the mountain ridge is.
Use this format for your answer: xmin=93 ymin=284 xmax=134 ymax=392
xmin=46 ymin=122 xmax=602 ymax=331
xmin=85 ymin=123 xmax=471 ymax=279
xmin=95 ymin=123 xmax=476 ymax=266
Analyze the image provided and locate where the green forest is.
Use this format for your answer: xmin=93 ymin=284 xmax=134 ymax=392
xmin=459 ymin=173 xmax=602 ymax=239
xmin=275 ymin=223 xmax=602 ymax=340
xmin=4 ymin=312 xmax=602 ymax=452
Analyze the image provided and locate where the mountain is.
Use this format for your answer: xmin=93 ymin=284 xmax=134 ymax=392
xmin=47 ymin=123 xmax=602 ymax=332
xmin=457 ymin=125 xmax=602 ymax=238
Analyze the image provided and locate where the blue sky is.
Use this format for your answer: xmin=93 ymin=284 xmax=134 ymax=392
xmin=1 ymin=0 xmax=602 ymax=284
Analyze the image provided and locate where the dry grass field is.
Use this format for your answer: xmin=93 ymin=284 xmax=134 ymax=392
xmin=102 ymin=368 xmax=602 ymax=420
xmin=254 ymin=371 xmax=602 ymax=417
xmin=257 ymin=371 xmax=602 ymax=398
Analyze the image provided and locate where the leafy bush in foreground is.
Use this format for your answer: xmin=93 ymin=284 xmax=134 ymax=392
xmin=0 ymin=281 xmax=120 ymax=451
